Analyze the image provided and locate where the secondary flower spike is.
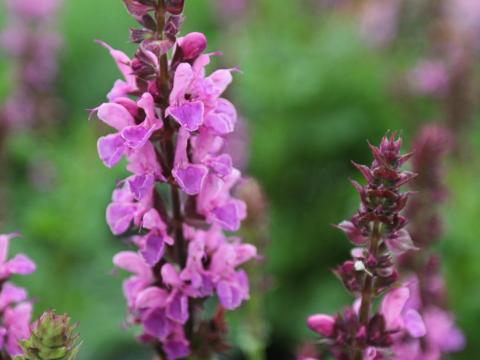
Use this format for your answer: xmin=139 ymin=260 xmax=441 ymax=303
xmin=306 ymin=134 xmax=425 ymax=360
xmin=91 ymin=1 xmax=257 ymax=358
xmin=396 ymin=124 xmax=465 ymax=358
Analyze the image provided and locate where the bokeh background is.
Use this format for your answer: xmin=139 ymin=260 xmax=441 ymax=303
xmin=0 ymin=0 xmax=479 ymax=359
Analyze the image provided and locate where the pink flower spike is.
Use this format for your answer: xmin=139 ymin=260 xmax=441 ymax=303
xmin=89 ymin=3 xmax=257 ymax=355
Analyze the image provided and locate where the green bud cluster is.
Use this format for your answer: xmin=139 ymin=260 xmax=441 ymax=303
xmin=14 ymin=311 xmax=81 ymax=360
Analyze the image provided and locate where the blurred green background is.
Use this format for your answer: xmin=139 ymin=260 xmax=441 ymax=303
xmin=0 ymin=0 xmax=478 ymax=359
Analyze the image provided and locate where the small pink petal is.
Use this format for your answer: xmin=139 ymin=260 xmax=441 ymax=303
xmin=167 ymin=101 xmax=204 ymax=132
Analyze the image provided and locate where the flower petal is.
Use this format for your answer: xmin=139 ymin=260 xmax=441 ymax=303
xmin=167 ymin=101 xmax=204 ymax=132
xmin=97 ymin=133 xmax=126 ymax=168
xmin=173 ymin=164 xmax=208 ymax=196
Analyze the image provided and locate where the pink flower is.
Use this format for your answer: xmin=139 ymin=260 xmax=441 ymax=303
xmin=97 ymin=41 xmax=138 ymax=101
xmin=96 ymin=93 xmax=162 ymax=168
xmin=423 ymin=307 xmax=465 ymax=355
xmin=1 ymin=302 xmax=32 ymax=356
xmin=0 ymin=234 xmax=36 ymax=279
xmin=380 ymin=287 xmax=425 ymax=338
xmin=113 ymin=251 xmax=154 ymax=310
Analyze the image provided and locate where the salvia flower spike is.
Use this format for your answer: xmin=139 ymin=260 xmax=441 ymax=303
xmin=306 ymin=134 xmax=425 ymax=360
xmin=396 ymin=124 xmax=465 ymax=358
xmin=14 ymin=310 xmax=81 ymax=360
xmin=91 ymin=0 xmax=257 ymax=358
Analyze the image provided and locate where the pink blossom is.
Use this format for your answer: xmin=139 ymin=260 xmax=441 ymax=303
xmin=380 ymin=287 xmax=425 ymax=339
xmin=0 ymin=234 xmax=36 ymax=279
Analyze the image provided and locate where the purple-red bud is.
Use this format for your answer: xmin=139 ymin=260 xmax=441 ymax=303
xmin=307 ymin=314 xmax=335 ymax=337
xmin=336 ymin=220 xmax=367 ymax=245
xmin=165 ymin=0 xmax=185 ymax=15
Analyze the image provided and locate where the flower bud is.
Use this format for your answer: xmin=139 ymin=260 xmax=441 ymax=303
xmin=307 ymin=314 xmax=335 ymax=337
xmin=177 ymin=32 xmax=207 ymax=61
xmin=16 ymin=310 xmax=81 ymax=360
xmin=165 ymin=0 xmax=185 ymax=15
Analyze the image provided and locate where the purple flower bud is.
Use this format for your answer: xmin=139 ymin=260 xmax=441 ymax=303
xmin=123 ymin=0 xmax=155 ymax=17
xmin=336 ymin=220 xmax=367 ymax=245
xmin=177 ymin=32 xmax=208 ymax=61
xmin=307 ymin=314 xmax=335 ymax=337
xmin=165 ymin=0 xmax=185 ymax=15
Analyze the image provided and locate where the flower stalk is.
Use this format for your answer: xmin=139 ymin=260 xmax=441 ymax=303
xmin=306 ymin=134 xmax=425 ymax=359
xmin=92 ymin=1 xmax=257 ymax=358
xmin=395 ymin=124 xmax=465 ymax=358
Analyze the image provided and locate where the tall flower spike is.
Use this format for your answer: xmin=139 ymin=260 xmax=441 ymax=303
xmin=395 ymin=124 xmax=465 ymax=358
xmin=92 ymin=1 xmax=256 ymax=359
xmin=306 ymin=134 xmax=425 ymax=360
